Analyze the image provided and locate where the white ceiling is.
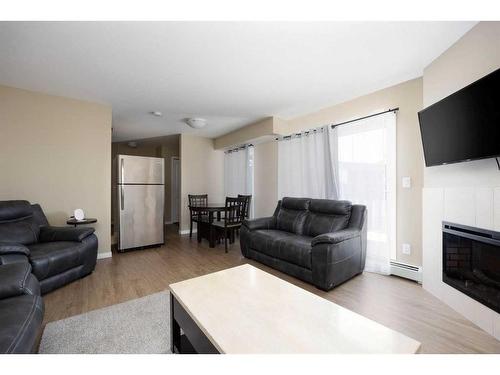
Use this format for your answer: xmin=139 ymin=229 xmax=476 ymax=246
xmin=0 ymin=21 xmax=476 ymax=142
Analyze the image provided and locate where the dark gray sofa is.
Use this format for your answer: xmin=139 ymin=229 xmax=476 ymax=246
xmin=0 ymin=200 xmax=98 ymax=353
xmin=0 ymin=261 xmax=44 ymax=353
xmin=0 ymin=200 xmax=98 ymax=294
xmin=240 ymin=197 xmax=367 ymax=291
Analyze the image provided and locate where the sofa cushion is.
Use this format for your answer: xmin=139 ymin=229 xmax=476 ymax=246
xmin=250 ymin=230 xmax=296 ymax=259
xmin=27 ymin=241 xmax=86 ymax=281
xmin=276 ymin=198 xmax=311 ymax=235
xmin=281 ymin=197 xmax=310 ymax=211
xmin=30 ymin=204 xmax=49 ymax=227
xmin=0 ymin=219 xmax=40 ymax=245
xmin=249 ymin=229 xmax=313 ymax=269
xmin=0 ymin=201 xmax=40 ymax=245
xmin=0 ymin=295 xmax=44 ymax=354
xmin=274 ymin=234 xmax=313 ymax=269
xmin=0 ymin=200 xmax=32 ymax=222
xmin=304 ymin=199 xmax=352 ymax=237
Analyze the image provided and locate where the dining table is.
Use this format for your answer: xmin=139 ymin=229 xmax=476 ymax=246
xmin=189 ymin=203 xmax=226 ymax=248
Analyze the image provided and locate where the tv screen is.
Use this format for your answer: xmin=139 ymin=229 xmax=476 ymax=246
xmin=418 ymin=68 xmax=500 ymax=167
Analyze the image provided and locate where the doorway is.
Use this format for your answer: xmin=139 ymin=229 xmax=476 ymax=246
xmin=171 ymin=157 xmax=180 ymax=224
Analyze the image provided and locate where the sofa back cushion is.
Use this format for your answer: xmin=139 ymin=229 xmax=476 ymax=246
xmin=0 ymin=201 xmax=40 ymax=245
xmin=0 ymin=200 xmax=32 ymax=221
xmin=276 ymin=197 xmax=310 ymax=235
xmin=304 ymin=199 xmax=352 ymax=237
xmin=31 ymin=204 xmax=49 ymax=227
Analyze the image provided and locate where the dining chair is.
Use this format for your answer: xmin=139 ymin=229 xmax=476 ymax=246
xmin=188 ymin=194 xmax=208 ymax=239
xmin=237 ymin=194 xmax=252 ymax=218
xmin=212 ymin=197 xmax=247 ymax=252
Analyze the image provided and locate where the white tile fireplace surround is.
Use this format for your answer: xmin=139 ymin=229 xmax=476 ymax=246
xmin=423 ymin=186 xmax=500 ymax=340
xmin=420 ymin=21 xmax=500 ymax=342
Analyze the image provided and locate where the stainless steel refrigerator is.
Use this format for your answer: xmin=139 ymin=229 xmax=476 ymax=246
xmin=116 ymin=155 xmax=164 ymax=251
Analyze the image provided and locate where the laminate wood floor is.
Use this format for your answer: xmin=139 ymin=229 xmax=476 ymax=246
xmin=43 ymin=225 xmax=500 ymax=353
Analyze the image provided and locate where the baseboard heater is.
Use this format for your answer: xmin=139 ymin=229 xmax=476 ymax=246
xmin=390 ymin=261 xmax=422 ymax=283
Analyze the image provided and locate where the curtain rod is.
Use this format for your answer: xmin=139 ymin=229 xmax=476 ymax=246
xmin=330 ymin=107 xmax=399 ymax=129
xmin=278 ymin=127 xmax=324 ymax=141
xmin=276 ymin=107 xmax=399 ymax=141
xmin=225 ymin=144 xmax=254 ymax=154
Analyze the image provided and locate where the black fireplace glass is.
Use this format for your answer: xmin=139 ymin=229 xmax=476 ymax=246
xmin=443 ymin=222 xmax=500 ymax=313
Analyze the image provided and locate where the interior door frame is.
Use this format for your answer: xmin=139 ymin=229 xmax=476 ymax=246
xmin=171 ymin=156 xmax=180 ymax=224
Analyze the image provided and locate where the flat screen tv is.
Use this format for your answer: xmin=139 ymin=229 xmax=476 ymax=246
xmin=418 ymin=68 xmax=500 ymax=167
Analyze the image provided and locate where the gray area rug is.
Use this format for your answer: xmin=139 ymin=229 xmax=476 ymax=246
xmin=39 ymin=291 xmax=171 ymax=354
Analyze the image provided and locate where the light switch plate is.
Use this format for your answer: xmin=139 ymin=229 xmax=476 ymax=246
xmin=402 ymin=176 xmax=411 ymax=188
xmin=402 ymin=243 xmax=411 ymax=255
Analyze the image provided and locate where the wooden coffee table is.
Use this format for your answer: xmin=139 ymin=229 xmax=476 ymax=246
xmin=169 ymin=264 xmax=421 ymax=354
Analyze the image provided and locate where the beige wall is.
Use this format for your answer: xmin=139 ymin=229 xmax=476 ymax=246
xmin=423 ymin=21 xmax=500 ymax=188
xmin=285 ymin=78 xmax=424 ymax=265
xmin=180 ymin=134 xmax=224 ymax=232
xmin=214 ymin=117 xmax=283 ymax=150
xmin=213 ymin=79 xmax=424 ymax=264
xmin=253 ymin=141 xmax=278 ymax=217
xmin=422 ymin=22 xmax=500 ymax=339
xmin=0 ymin=85 xmax=112 ymax=255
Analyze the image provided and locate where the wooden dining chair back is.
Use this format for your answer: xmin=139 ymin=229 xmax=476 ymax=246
xmin=225 ymin=197 xmax=247 ymax=226
xmin=237 ymin=194 xmax=252 ymax=218
xmin=188 ymin=194 xmax=208 ymax=238
xmin=213 ymin=196 xmax=247 ymax=252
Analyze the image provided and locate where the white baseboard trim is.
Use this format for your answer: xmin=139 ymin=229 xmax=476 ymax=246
xmin=97 ymin=251 xmax=113 ymax=260
xmin=179 ymin=229 xmax=196 ymax=235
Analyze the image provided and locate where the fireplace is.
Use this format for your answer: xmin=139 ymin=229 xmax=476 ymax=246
xmin=442 ymin=222 xmax=500 ymax=313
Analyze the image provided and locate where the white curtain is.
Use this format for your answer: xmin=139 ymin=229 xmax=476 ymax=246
xmin=224 ymin=146 xmax=254 ymax=217
xmin=335 ymin=112 xmax=396 ymax=274
xmin=278 ymin=127 xmax=339 ymax=199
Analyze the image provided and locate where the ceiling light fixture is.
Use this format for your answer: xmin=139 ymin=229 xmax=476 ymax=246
xmin=151 ymin=111 xmax=163 ymax=117
xmin=184 ymin=118 xmax=207 ymax=129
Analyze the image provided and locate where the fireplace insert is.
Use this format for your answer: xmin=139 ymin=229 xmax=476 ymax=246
xmin=442 ymin=222 xmax=500 ymax=313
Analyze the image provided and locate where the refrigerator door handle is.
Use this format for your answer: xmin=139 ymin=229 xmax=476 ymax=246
xmin=120 ymin=157 xmax=125 ymax=183
xmin=120 ymin=186 xmax=124 ymax=210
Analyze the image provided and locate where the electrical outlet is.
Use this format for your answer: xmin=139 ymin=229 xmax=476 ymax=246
xmin=402 ymin=243 xmax=411 ymax=255
xmin=402 ymin=176 xmax=411 ymax=188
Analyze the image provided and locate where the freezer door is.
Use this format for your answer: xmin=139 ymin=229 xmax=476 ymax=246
xmin=118 ymin=184 xmax=164 ymax=250
xmin=118 ymin=155 xmax=164 ymax=184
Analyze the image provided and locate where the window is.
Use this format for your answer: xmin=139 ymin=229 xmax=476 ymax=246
xmin=224 ymin=145 xmax=254 ymax=217
xmin=336 ymin=112 xmax=396 ymax=274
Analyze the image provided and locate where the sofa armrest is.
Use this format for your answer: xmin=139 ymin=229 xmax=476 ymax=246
xmin=0 ymin=262 xmax=40 ymax=299
xmin=311 ymin=229 xmax=365 ymax=291
xmin=0 ymin=253 xmax=30 ymax=266
xmin=311 ymin=229 xmax=360 ymax=246
xmin=39 ymin=226 xmax=95 ymax=242
xmin=242 ymin=216 xmax=276 ymax=231
xmin=0 ymin=243 xmax=30 ymax=256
